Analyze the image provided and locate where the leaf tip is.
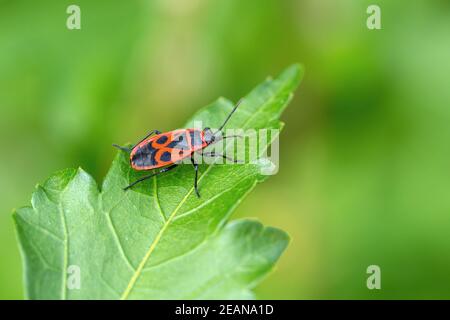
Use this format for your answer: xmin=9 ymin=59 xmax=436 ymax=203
xmin=227 ymin=219 xmax=290 ymax=263
xmin=280 ymin=63 xmax=305 ymax=87
xmin=264 ymin=226 xmax=291 ymax=245
xmin=75 ymin=166 xmax=95 ymax=181
xmin=75 ymin=167 xmax=100 ymax=190
xmin=76 ymin=166 xmax=86 ymax=174
xmin=250 ymin=158 xmax=279 ymax=178
xmin=41 ymin=168 xmax=77 ymax=191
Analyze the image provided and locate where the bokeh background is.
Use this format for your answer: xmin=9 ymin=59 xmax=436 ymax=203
xmin=1 ymin=0 xmax=450 ymax=299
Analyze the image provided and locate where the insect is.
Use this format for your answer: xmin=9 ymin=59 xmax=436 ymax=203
xmin=113 ymin=100 xmax=242 ymax=197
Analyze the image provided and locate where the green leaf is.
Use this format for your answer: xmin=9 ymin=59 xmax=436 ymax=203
xmin=13 ymin=64 xmax=303 ymax=299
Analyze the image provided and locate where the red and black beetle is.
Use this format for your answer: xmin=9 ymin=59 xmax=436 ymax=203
xmin=113 ymin=100 xmax=242 ymax=197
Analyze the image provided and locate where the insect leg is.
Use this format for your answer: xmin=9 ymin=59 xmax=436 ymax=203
xmin=220 ymin=135 xmax=244 ymax=140
xmin=210 ymin=135 xmax=243 ymax=146
xmin=113 ymin=130 xmax=162 ymax=152
xmin=124 ymin=164 xmax=177 ymax=191
xmin=190 ymin=157 xmax=200 ymax=198
xmin=202 ymin=151 xmax=242 ymax=163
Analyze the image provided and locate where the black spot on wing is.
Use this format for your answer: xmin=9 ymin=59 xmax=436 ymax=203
xmin=167 ymin=132 xmax=189 ymax=149
xmin=161 ymin=151 xmax=171 ymax=162
xmin=146 ymin=142 xmax=156 ymax=153
xmin=148 ymin=142 xmax=158 ymax=166
xmin=156 ymin=135 xmax=168 ymax=144
xmin=167 ymin=140 xmax=179 ymax=148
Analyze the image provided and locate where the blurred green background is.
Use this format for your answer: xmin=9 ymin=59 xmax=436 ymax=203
xmin=1 ymin=0 xmax=450 ymax=299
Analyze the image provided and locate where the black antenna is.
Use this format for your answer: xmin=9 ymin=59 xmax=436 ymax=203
xmin=214 ymin=99 xmax=242 ymax=136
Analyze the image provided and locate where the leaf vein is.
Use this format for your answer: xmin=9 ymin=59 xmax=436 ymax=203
xmin=104 ymin=206 xmax=136 ymax=272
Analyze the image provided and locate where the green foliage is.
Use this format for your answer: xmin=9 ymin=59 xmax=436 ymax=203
xmin=13 ymin=65 xmax=303 ymax=299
